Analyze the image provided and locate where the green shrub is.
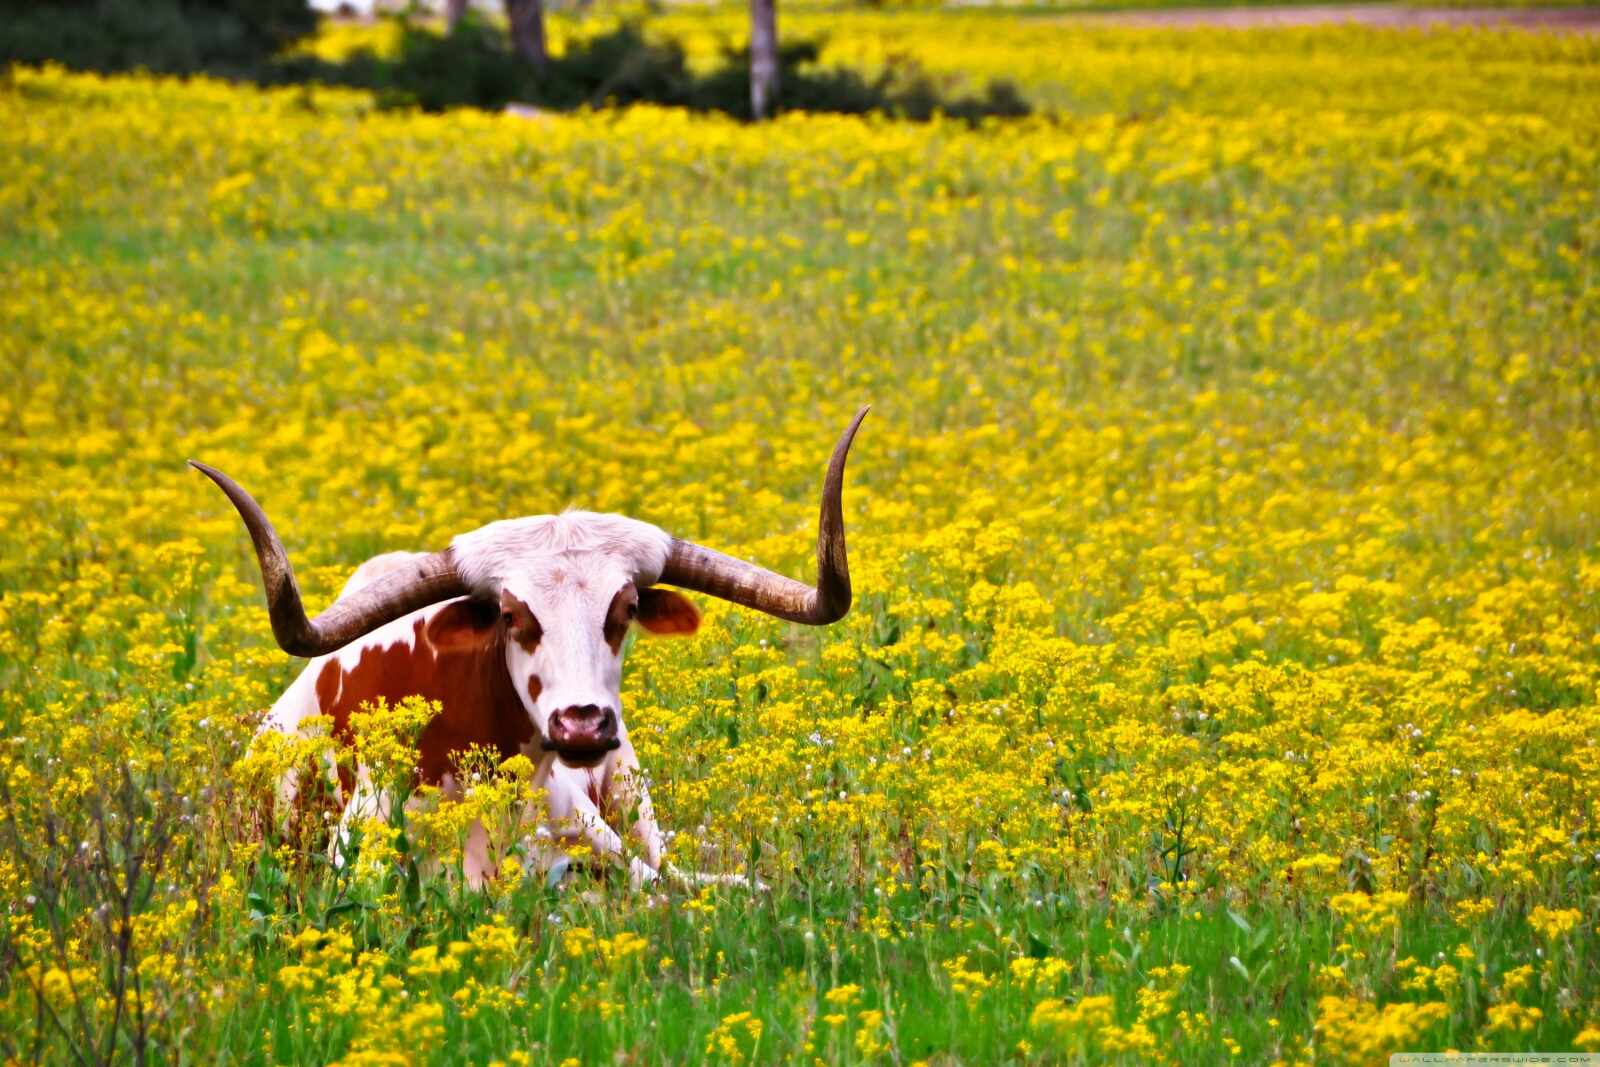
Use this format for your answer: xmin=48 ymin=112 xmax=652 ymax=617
xmin=0 ymin=0 xmax=316 ymax=76
xmin=1 ymin=0 xmax=1029 ymax=123
xmin=275 ymin=18 xmax=1031 ymax=122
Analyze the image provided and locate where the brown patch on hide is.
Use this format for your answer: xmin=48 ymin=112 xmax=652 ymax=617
xmin=499 ymin=590 xmax=543 ymax=653
xmin=604 ymin=582 xmax=640 ymax=654
xmin=315 ymin=658 xmax=343 ymax=711
xmin=314 ymin=598 xmax=533 ymax=787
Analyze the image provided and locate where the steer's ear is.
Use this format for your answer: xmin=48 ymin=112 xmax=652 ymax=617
xmin=425 ymin=597 xmax=499 ymax=653
xmin=637 ymin=588 xmax=700 ymax=636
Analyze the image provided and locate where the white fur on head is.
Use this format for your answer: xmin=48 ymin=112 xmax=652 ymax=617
xmin=450 ymin=511 xmax=672 ymax=593
xmin=449 ymin=511 xmax=676 ymax=757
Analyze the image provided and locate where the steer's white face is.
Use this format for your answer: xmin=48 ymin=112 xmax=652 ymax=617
xmin=450 ymin=513 xmax=700 ymax=766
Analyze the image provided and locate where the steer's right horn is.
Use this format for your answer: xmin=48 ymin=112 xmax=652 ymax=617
xmin=189 ymin=461 xmax=470 ymax=657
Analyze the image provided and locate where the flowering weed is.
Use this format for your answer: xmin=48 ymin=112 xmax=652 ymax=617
xmin=1 ymin=17 xmax=1597 ymax=1064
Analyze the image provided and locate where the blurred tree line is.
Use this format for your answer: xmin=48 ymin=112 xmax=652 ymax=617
xmin=0 ymin=0 xmax=1029 ymax=121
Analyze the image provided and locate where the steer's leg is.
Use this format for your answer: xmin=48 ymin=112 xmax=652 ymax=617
xmin=461 ymin=819 xmax=495 ymax=889
xmin=608 ymin=740 xmax=665 ymax=872
xmin=259 ymin=655 xmax=336 ymax=831
xmin=603 ymin=743 xmax=765 ymax=892
xmin=398 ymin=778 xmax=491 ymax=888
xmin=538 ymin=758 xmax=658 ymax=889
xmin=331 ymin=765 xmax=395 ymax=870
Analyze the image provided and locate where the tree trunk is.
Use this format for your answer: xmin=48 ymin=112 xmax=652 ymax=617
xmin=505 ymin=0 xmax=548 ymax=69
xmin=749 ymin=0 xmax=778 ymax=120
xmin=444 ymin=0 xmax=469 ymax=31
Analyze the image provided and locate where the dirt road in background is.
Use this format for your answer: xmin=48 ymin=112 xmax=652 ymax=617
xmin=1077 ymin=5 xmax=1600 ymax=31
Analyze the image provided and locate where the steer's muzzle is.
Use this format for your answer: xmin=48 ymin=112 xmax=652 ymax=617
xmin=547 ymin=704 xmax=620 ymax=763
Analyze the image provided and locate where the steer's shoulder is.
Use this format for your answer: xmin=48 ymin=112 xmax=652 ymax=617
xmin=338 ymin=551 xmax=435 ymax=600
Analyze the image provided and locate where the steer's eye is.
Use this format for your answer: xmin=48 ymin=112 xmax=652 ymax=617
xmin=626 ymin=601 xmax=638 ymax=620
xmin=500 ymin=610 xmax=515 ymax=627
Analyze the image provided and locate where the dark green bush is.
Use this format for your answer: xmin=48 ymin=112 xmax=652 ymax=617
xmin=2 ymin=2 xmax=1030 ymax=124
xmin=276 ymin=18 xmax=1031 ymax=123
xmin=690 ymin=39 xmax=1032 ymax=121
xmin=275 ymin=20 xmax=701 ymax=114
xmin=0 ymin=0 xmax=316 ymax=76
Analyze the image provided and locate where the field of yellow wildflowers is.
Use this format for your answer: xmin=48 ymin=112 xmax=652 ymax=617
xmin=2 ymin=14 xmax=1598 ymax=1064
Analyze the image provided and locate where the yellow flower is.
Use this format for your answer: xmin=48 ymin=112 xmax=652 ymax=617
xmin=3 ymin=19 xmax=1597 ymax=1060
xmin=1528 ymin=906 xmax=1583 ymax=941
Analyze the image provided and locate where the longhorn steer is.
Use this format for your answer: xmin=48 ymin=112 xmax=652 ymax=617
xmin=195 ymin=407 xmax=867 ymax=888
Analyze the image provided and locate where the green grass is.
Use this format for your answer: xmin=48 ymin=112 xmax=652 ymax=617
xmin=1 ymin=18 xmax=1598 ymax=1065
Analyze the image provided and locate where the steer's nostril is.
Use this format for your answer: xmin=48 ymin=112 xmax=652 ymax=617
xmin=555 ymin=705 xmax=616 ymax=729
xmin=548 ymin=704 xmax=620 ymax=759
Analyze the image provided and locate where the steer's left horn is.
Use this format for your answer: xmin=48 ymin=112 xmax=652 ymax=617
xmin=657 ymin=405 xmax=869 ymax=625
xmin=189 ymin=461 xmax=471 ymax=657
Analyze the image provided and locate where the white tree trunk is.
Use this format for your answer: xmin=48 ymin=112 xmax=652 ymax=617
xmin=749 ymin=0 xmax=778 ymax=120
xmin=444 ymin=0 xmax=469 ymax=30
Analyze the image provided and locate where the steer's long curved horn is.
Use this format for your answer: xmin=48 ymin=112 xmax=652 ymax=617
xmin=658 ymin=405 xmax=869 ymax=625
xmin=189 ymin=461 xmax=470 ymax=657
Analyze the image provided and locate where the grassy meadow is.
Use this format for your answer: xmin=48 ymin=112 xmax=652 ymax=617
xmin=2 ymin=13 xmax=1599 ymax=1065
